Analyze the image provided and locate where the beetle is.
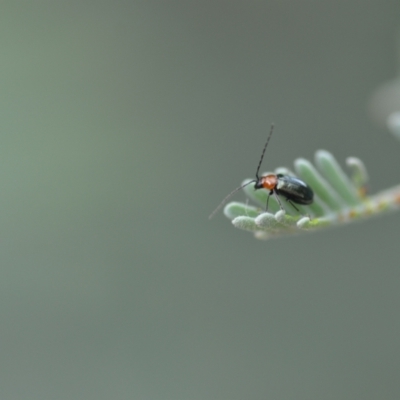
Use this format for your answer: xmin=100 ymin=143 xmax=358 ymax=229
xmin=209 ymin=124 xmax=314 ymax=219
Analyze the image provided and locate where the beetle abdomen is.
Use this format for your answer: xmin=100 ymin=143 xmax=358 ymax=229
xmin=275 ymin=174 xmax=314 ymax=205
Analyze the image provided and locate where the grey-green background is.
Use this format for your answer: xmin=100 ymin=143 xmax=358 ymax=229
xmin=2 ymin=2 xmax=400 ymax=399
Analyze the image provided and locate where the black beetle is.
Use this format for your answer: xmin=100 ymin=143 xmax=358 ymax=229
xmin=209 ymin=124 xmax=314 ymax=219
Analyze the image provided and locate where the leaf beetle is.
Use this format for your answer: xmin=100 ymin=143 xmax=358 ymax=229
xmin=209 ymin=124 xmax=314 ymax=219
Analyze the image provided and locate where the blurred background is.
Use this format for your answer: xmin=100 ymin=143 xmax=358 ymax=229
xmin=1 ymin=1 xmax=400 ymax=399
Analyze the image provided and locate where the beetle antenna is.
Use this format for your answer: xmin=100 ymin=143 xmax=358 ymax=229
xmin=255 ymin=123 xmax=274 ymax=179
xmin=208 ymin=180 xmax=256 ymax=219
xmin=208 ymin=123 xmax=274 ymax=220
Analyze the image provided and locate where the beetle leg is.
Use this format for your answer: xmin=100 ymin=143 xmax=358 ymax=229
xmin=286 ymin=199 xmax=300 ymax=212
xmin=272 ymin=190 xmax=284 ymax=211
xmin=265 ymin=191 xmax=271 ymax=212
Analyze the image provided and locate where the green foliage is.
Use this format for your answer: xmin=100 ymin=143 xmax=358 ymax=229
xmin=222 ymin=145 xmax=400 ymax=240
